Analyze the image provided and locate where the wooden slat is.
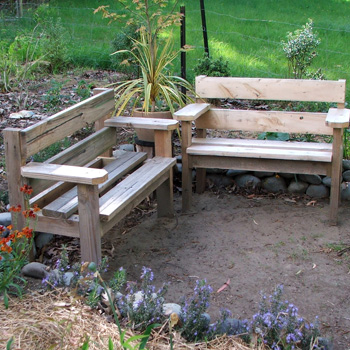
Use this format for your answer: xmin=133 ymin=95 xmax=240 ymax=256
xmin=105 ymin=117 xmax=179 ymax=130
xmin=23 ymin=89 xmax=114 ymax=157
xmin=42 ymin=152 xmax=147 ymax=219
xmin=326 ymin=108 xmax=350 ymax=128
xmin=195 ymin=76 xmax=346 ymax=103
xmin=99 ymin=157 xmax=176 ymax=221
xmin=174 ymin=103 xmax=211 ymax=121
xmin=22 ymin=163 xmax=108 ymax=185
xmin=190 ymin=155 xmax=330 ymax=176
xmin=195 ymin=109 xmax=333 ymax=135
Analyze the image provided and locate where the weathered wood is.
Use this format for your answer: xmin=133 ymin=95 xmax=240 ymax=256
xmin=196 ymin=109 xmax=333 ymax=135
xmin=77 ymin=184 xmax=101 ymax=263
xmin=105 ymin=116 xmax=179 ymax=130
xmin=22 ymin=163 xmax=108 ymax=185
xmin=195 ymin=76 xmax=346 ymax=103
xmin=23 ymin=89 xmax=115 ymax=157
xmin=326 ymin=108 xmax=350 ymax=128
xmin=174 ymin=103 xmax=211 ymax=121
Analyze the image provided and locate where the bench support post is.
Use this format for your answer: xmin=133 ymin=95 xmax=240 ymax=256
xmin=77 ymin=184 xmax=101 ymax=263
xmin=195 ymin=128 xmax=207 ymax=193
xmin=154 ymin=130 xmax=174 ymax=217
xmin=330 ymin=128 xmax=343 ymax=225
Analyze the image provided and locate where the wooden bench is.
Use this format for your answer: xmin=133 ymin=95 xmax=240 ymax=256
xmin=4 ymin=88 xmax=178 ymax=263
xmin=174 ymin=76 xmax=350 ymax=225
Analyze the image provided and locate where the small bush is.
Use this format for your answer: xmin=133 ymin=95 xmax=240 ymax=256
xmin=194 ymin=53 xmax=230 ymax=77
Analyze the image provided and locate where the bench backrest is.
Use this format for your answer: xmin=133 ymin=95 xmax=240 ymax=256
xmin=195 ymin=76 xmax=346 ymax=135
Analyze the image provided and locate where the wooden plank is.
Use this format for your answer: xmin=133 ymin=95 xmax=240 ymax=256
xmin=195 ymin=109 xmax=333 ymax=135
xmin=174 ymin=103 xmax=211 ymax=121
xmin=187 ymin=143 xmax=332 ymax=162
xmin=105 ymin=116 xmax=179 ymax=130
xmin=99 ymin=157 xmax=176 ymax=221
xmin=42 ymin=152 xmax=147 ymax=219
xmin=77 ymin=184 xmax=101 ymax=263
xmin=195 ymin=76 xmax=346 ymax=103
xmin=190 ymin=155 xmax=330 ymax=176
xmin=326 ymin=108 xmax=350 ymax=128
xmin=154 ymin=130 xmax=173 ymax=157
xmin=22 ymin=163 xmax=108 ymax=185
xmin=23 ymin=89 xmax=115 ymax=157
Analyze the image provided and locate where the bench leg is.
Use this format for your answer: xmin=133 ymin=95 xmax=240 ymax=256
xmin=77 ymin=184 xmax=101 ymax=263
xmin=329 ymin=128 xmax=343 ymax=225
xmin=196 ymin=168 xmax=206 ymax=194
xmin=156 ymin=171 xmax=174 ymax=217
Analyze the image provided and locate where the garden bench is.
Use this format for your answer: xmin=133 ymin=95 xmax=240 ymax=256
xmin=174 ymin=76 xmax=349 ymax=225
xmin=4 ymin=88 xmax=177 ymax=263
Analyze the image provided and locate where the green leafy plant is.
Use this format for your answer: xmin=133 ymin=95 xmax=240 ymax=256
xmin=0 ymin=185 xmax=38 ymax=308
xmin=42 ymin=79 xmax=69 ymax=110
xmin=258 ymin=132 xmax=290 ymax=141
xmin=32 ymin=137 xmax=71 ymax=162
xmin=74 ymin=80 xmax=93 ymax=101
xmin=343 ymin=128 xmax=350 ymax=159
xmin=194 ymin=53 xmax=230 ymax=77
xmin=282 ymin=19 xmax=321 ymax=79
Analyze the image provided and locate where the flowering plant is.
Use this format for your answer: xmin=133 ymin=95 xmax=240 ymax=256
xmin=0 ymin=185 xmax=39 ymax=307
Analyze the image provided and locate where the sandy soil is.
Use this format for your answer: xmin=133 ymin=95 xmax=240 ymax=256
xmin=104 ymin=191 xmax=350 ymax=349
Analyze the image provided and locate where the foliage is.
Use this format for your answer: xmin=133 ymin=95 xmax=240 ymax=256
xmin=32 ymin=137 xmax=71 ymax=162
xmin=42 ymin=79 xmax=69 ymax=110
xmin=258 ymin=132 xmax=290 ymax=141
xmin=0 ymin=185 xmax=39 ymax=307
xmin=251 ymin=284 xmax=322 ymax=349
xmin=194 ymin=54 xmax=230 ymax=77
xmin=282 ymin=19 xmax=321 ymax=79
xmin=74 ymin=80 xmax=93 ymax=101
xmin=344 ymin=128 xmax=350 ymax=159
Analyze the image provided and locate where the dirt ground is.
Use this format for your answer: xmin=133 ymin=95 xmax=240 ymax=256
xmin=104 ymin=191 xmax=350 ymax=350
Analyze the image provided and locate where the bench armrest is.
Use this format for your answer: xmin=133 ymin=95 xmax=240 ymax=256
xmin=174 ymin=103 xmax=211 ymax=121
xmin=104 ymin=116 xmax=178 ymax=130
xmin=326 ymin=108 xmax=350 ymax=128
xmin=22 ymin=162 xmax=108 ymax=185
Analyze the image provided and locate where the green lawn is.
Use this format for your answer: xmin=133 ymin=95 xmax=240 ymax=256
xmin=1 ymin=0 xmax=350 ymax=99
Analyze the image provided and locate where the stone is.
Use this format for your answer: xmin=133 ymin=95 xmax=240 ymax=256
xmin=201 ymin=313 xmax=211 ymax=326
xmin=63 ymin=272 xmax=75 ymax=286
xmin=207 ymin=174 xmax=234 ymax=188
xmin=343 ymin=170 xmax=350 ymax=182
xmin=119 ymin=143 xmax=135 ymax=152
xmin=9 ymin=110 xmax=35 ymax=119
xmin=216 ymin=318 xmax=247 ymax=336
xmin=341 ymin=183 xmax=350 ymax=201
xmin=343 ymin=159 xmax=350 ymax=170
xmin=206 ymin=168 xmax=226 ymax=175
xmin=226 ymin=169 xmax=247 ymax=177
xmin=175 ymin=163 xmax=182 ymax=174
xmin=287 ymin=181 xmax=309 ymax=194
xmin=22 ymin=262 xmax=49 ymax=279
xmin=262 ymin=176 xmax=287 ymax=193
xmin=235 ymin=174 xmax=261 ymax=189
xmin=35 ymin=232 xmax=54 ymax=250
xmin=278 ymin=172 xmax=295 ymax=179
xmin=163 ymin=303 xmax=182 ymax=316
xmin=298 ymin=174 xmax=322 ymax=185
xmin=253 ymin=171 xmax=274 ymax=178
xmin=306 ymin=184 xmax=329 ymax=198
xmin=322 ymin=176 xmax=332 ymax=187
xmin=0 ymin=212 xmax=11 ymax=227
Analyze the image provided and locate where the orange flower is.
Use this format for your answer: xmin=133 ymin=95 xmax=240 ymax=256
xmin=7 ymin=224 xmax=13 ymax=231
xmin=1 ymin=244 xmax=12 ymax=253
xmin=33 ymin=204 xmax=40 ymax=212
xmin=20 ymin=184 xmax=33 ymax=195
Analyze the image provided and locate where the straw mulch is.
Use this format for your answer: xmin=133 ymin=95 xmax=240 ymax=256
xmin=1 ymin=291 xmax=253 ymax=350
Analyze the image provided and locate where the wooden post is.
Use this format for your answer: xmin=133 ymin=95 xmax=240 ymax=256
xmin=199 ymin=0 xmax=209 ymax=56
xmin=181 ymin=121 xmax=193 ymax=212
xmin=16 ymin=0 xmax=23 ymax=18
xmin=77 ymin=184 xmax=101 ymax=263
xmin=180 ymin=6 xmax=187 ymax=98
xmin=154 ymin=130 xmax=174 ymax=217
xmin=195 ymin=128 xmax=207 ymax=193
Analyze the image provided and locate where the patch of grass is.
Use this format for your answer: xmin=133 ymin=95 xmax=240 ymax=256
xmin=325 ymin=242 xmax=348 ymax=252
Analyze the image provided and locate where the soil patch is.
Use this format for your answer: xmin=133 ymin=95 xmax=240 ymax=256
xmin=104 ymin=192 xmax=350 ymax=349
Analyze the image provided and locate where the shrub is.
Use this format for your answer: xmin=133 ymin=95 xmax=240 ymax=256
xmin=282 ymin=19 xmax=321 ymax=79
xmin=194 ymin=53 xmax=230 ymax=77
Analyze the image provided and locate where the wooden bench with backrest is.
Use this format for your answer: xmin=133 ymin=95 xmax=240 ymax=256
xmin=4 ymin=88 xmax=177 ymax=263
xmin=174 ymin=76 xmax=350 ymax=225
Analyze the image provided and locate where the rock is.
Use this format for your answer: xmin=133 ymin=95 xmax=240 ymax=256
xmin=63 ymin=272 xmax=75 ymax=286
xmin=253 ymin=171 xmax=274 ymax=178
xmin=35 ymin=232 xmax=54 ymax=250
xmin=298 ymin=174 xmax=322 ymax=185
xmin=341 ymin=183 xmax=350 ymax=201
xmin=175 ymin=163 xmax=182 ymax=174
xmin=322 ymin=176 xmax=332 ymax=187
xmin=317 ymin=337 xmax=333 ymax=350
xmin=176 ymin=155 xmax=182 ymax=163
xmin=0 ymin=212 xmax=11 ymax=227
xmin=287 ymin=181 xmax=309 ymax=194
xmin=278 ymin=172 xmax=295 ymax=179
xmin=163 ymin=303 xmax=182 ymax=316
xmin=343 ymin=159 xmax=350 ymax=170
xmin=22 ymin=262 xmax=49 ymax=279
xmin=226 ymin=169 xmax=247 ymax=177
xmin=207 ymin=174 xmax=234 ymax=188
xmin=9 ymin=110 xmax=35 ymax=119
xmin=262 ymin=176 xmax=287 ymax=193
xmin=216 ymin=318 xmax=247 ymax=336
xmin=119 ymin=143 xmax=135 ymax=152
xmin=235 ymin=174 xmax=261 ymax=189
xmin=206 ymin=168 xmax=226 ymax=175
xmin=306 ymin=184 xmax=329 ymax=198
xmin=201 ymin=313 xmax=211 ymax=326
xmin=343 ymin=170 xmax=350 ymax=182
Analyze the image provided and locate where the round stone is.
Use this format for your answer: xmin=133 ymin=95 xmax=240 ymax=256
xmin=322 ymin=176 xmax=332 ymax=187
xmin=207 ymin=174 xmax=234 ymax=188
xmin=343 ymin=170 xmax=350 ymax=182
xmin=226 ymin=169 xmax=248 ymax=177
xmin=262 ymin=176 xmax=287 ymax=193
xmin=343 ymin=159 xmax=350 ymax=170
xmin=235 ymin=174 xmax=261 ymax=189
xmin=306 ymin=184 xmax=330 ymax=198
xmin=253 ymin=171 xmax=275 ymax=178
xmin=298 ymin=174 xmax=322 ymax=185
xmin=288 ymin=180 xmax=309 ymax=194
xmin=22 ymin=262 xmax=49 ymax=279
